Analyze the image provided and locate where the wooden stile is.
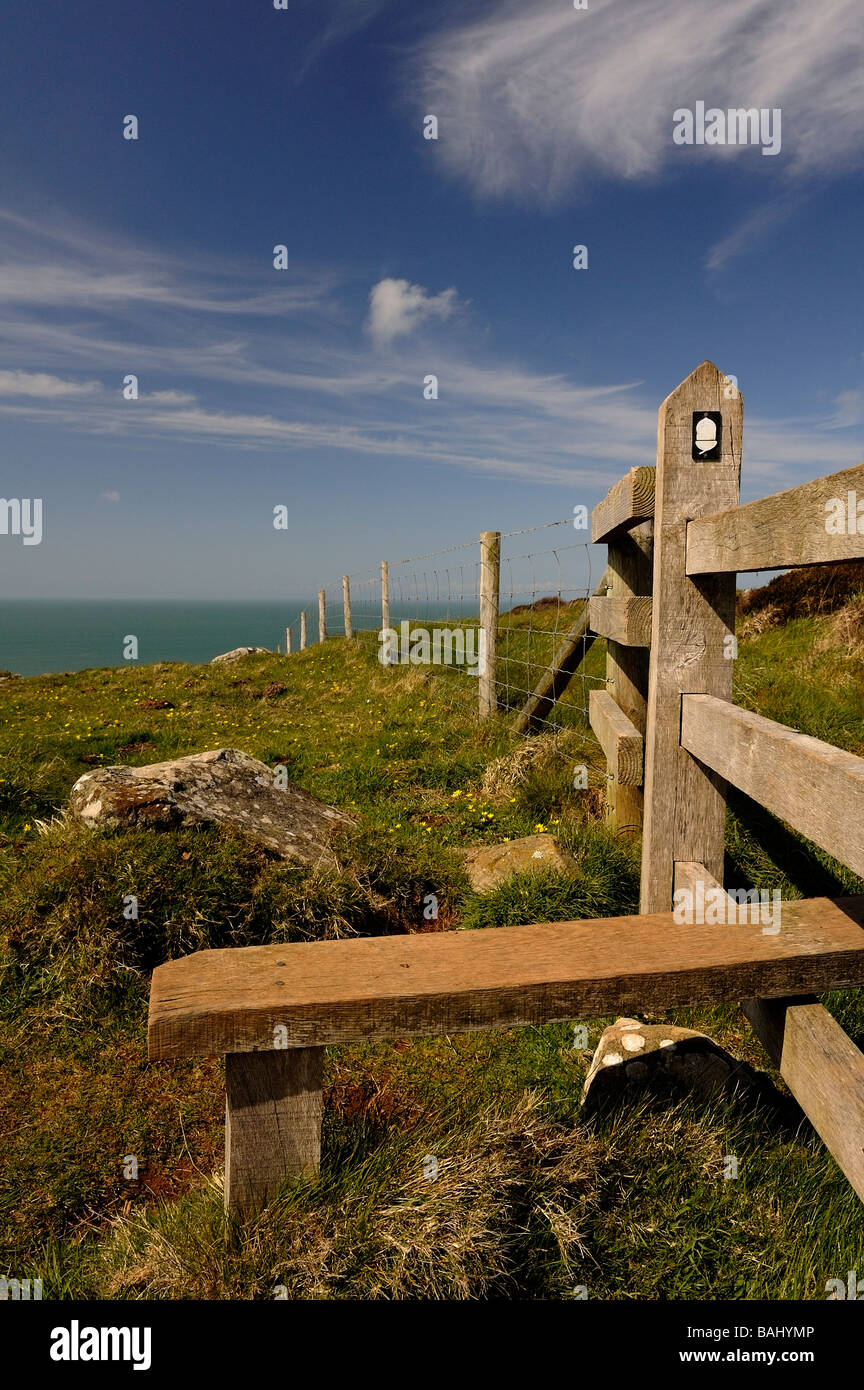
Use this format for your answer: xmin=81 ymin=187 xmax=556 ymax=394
xmin=640 ymin=362 xmax=742 ymax=913
xmin=225 ymin=1048 xmax=323 ymax=1219
xmin=681 ymin=694 xmax=864 ymax=880
xmin=604 ymin=521 xmax=652 ymax=829
xmin=589 ymin=595 xmax=652 ymax=648
xmin=675 ymin=862 xmax=864 ymax=1204
xmin=589 ymin=689 xmax=643 ymax=787
xmin=592 ymin=467 xmax=656 ymax=544
xmin=148 ymin=896 xmax=864 ymax=1059
xmin=686 ymin=462 xmax=864 ymax=574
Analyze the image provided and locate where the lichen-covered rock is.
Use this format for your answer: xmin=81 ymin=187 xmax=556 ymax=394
xmin=210 ymin=647 xmax=272 ymax=664
xmin=462 ymin=833 xmax=575 ymax=893
xmin=69 ymin=747 xmax=356 ymax=865
xmin=581 ymin=1016 xmax=762 ymax=1111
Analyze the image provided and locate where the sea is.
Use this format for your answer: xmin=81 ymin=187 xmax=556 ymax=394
xmin=0 ymin=599 xmax=476 ymax=678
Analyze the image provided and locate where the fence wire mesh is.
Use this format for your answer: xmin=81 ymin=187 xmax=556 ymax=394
xmin=286 ymin=521 xmax=607 ymax=766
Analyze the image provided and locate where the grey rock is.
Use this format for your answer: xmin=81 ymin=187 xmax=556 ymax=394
xmin=69 ymin=747 xmax=356 ymax=865
xmin=210 ymin=647 xmax=273 ymax=664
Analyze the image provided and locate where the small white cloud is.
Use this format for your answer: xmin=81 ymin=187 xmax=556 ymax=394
xmin=366 ymin=278 xmax=460 ymax=346
xmin=100 ymin=490 xmax=121 ymax=502
xmin=0 ymin=369 xmax=100 ymax=398
xmin=144 ymin=390 xmax=197 ymax=405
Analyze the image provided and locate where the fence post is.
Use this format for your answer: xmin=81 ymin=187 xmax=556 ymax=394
xmin=300 ymin=611 xmax=307 ymax=650
xmin=318 ymin=589 xmax=327 ymax=644
xmin=381 ymin=560 xmax=390 ymax=632
xmin=640 ymin=362 xmax=742 ymax=913
xmin=285 ymin=626 xmax=292 ymax=656
xmin=605 ymin=523 xmax=652 ymax=833
xmin=342 ymin=575 xmax=352 ymax=639
xmin=479 ymin=531 xmax=500 ymax=718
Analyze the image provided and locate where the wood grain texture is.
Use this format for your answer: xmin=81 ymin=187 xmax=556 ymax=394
xmin=224 ymin=1047 xmax=323 ymax=1218
xmin=342 ymin=575 xmax=352 ymax=640
xmin=640 ymin=362 xmax=742 ymax=913
xmin=512 ymin=568 xmax=610 ymax=734
xmin=743 ymin=998 xmax=864 ymax=1203
xmin=681 ymin=694 xmax=864 ymax=879
xmin=686 ymin=462 xmax=864 ymax=574
xmin=479 ymin=531 xmax=500 ymax=719
xmin=148 ymin=896 xmax=864 ymax=1058
xmin=675 ymin=862 xmax=864 ymax=1202
xmin=592 ymin=466 xmax=656 ymax=544
xmin=605 ymin=523 xmax=652 ymax=831
xmin=589 ymin=595 xmax=652 ymax=647
xmin=589 ymin=689 xmax=643 ymax=786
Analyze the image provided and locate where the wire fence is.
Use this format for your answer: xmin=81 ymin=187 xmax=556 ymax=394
xmin=283 ymin=520 xmax=608 ymax=757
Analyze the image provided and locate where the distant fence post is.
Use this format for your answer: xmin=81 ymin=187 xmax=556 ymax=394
xmin=285 ymin=626 xmax=292 ymax=656
xmin=318 ymin=589 xmax=327 ymax=644
xmin=300 ymin=611 xmax=307 ymax=650
xmin=381 ymin=560 xmax=390 ymax=633
xmin=479 ymin=531 xmax=500 ymax=718
xmin=640 ymin=362 xmax=742 ymax=913
xmin=342 ymin=575 xmax=352 ymax=639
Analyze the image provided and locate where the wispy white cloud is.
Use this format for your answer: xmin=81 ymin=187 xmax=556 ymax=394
xmin=414 ymin=0 xmax=864 ymax=202
xmin=366 ymin=278 xmax=461 ymax=346
xmin=0 ymin=368 xmax=100 ymax=397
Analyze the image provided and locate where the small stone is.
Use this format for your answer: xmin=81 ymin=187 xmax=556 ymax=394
xmin=461 ymin=833 xmax=576 ymax=893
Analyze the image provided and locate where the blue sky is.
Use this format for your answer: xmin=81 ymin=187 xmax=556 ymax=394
xmin=1 ymin=0 xmax=862 ymax=599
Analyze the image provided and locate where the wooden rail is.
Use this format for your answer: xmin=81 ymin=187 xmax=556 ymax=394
xmin=681 ymin=694 xmax=864 ymax=880
xmin=589 ymin=595 xmax=652 ymax=647
xmin=686 ymin=463 xmax=864 ymax=574
xmin=676 ymin=861 xmax=864 ymax=1202
xmin=588 ymin=689 xmax=643 ymax=786
xmin=591 ymin=466 xmax=655 ymax=544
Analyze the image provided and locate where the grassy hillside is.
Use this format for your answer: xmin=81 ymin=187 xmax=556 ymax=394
xmin=2 ymin=598 xmax=864 ymax=1300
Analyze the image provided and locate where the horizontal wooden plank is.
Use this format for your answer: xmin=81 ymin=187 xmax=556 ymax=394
xmin=589 ymin=595 xmax=652 ymax=647
xmin=592 ymin=466 xmax=655 ymax=544
xmin=677 ymin=864 xmax=864 ymax=1203
xmin=681 ymin=694 xmax=864 ymax=879
xmin=686 ymin=462 xmax=864 ymax=574
xmin=589 ymin=688 xmax=643 ymax=786
xmin=742 ymin=997 xmax=864 ymax=1202
xmin=148 ymin=896 xmax=864 ymax=1059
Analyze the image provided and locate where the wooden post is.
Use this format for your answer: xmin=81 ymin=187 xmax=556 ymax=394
xmin=300 ymin=611 xmax=307 ymax=650
xmin=479 ymin=531 xmax=500 ymax=719
xmin=640 ymin=362 xmax=742 ymax=913
xmin=381 ymin=560 xmax=390 ymax=632
xmin=224 ymin=1048 xmax=323 ymax=1219
xmin=285 ymin=626 xmax=292 ymax=656
xmin=605 ymin=522 xmax=652 ymax=833
xmin=318 ymin=589 xmax=326 ymax=644
xmin=342 ymin=575 xmax=352 ymax=639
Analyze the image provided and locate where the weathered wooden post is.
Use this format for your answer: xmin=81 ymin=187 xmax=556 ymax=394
xmin=342 ymin=575 xmax=352 ymax=639
xmin=285 ymin=626 xmax=292 ymax=656
xmin=640 ymin=362 xmax=742 ymax=913
xmin=479 ymin=531 xmax=500 ymax=718
xmin=381 ymin=560 xmax=390 ymax=632
xmin=300 ymin=611 xmax=307 ymax=650
xmin=224 ymin=1049 xmax=323 ymax=1219
xmin=318 ymin=589 xmax=327 ymax=644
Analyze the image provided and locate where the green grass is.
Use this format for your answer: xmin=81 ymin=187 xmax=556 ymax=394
xmin=1 ymin=604 xmax=863 ymax=1300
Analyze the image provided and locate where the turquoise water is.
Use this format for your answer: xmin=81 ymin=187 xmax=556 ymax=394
xmin=0 ymin=600 xmax=477 ymax=677
xmin=0 ymin=601 xmax=315 ymax=677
